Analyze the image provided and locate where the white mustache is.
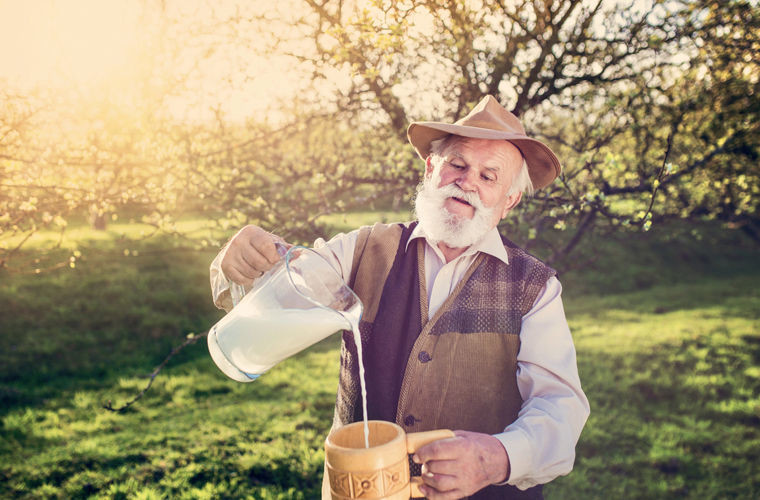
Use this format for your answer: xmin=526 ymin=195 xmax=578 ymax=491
xmin=435 ymin=183 xmax=485 ymax=211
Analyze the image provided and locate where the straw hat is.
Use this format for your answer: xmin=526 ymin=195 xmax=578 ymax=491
xmin=407 ymin=95 xmax=561 ymax=189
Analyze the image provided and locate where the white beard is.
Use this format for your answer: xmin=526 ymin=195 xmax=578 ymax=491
xmin=413 ymin=177 xmax=496 ymax=249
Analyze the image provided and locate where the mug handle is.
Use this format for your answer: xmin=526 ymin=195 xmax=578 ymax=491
xmin=406 ymin=429 xmax=455 ymax=498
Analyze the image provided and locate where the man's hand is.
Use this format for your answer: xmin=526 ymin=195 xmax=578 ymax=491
xmin=220 ymin=225 xmax=288 ymax=286
xmin=412 ymin=430 xmax=509 ymax=500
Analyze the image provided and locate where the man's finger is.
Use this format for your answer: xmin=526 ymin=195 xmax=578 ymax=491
xmin=412 ymin=437 xmax=461 ymax=463
xmin=239 ymin=245 xmax=275 ymax=274
xmin=422 ymin=458 xmax=460 ymax=476
xmin=420 ymin=467 xmax=458 ymax=492
xmin=231 ymin=259 xmax=261 ymax=280
xmin=248 ymin=233 xmax=280 ymax=265
xmin=236 ymin=244 xmax=259 ymax=270
xmin=224 ymin=265 xmax=254 ymax=287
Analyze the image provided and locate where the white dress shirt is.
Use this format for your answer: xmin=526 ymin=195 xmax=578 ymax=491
xmin=209 ymin=224 xmax=589 ymax=490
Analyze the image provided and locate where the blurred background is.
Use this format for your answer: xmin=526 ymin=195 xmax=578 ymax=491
xmin=1 ymin=0 xmax=758 ymax=498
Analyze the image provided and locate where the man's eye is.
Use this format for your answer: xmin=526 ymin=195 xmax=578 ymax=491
xmin=481 ymin=174 xmax=495 ymax=182
xmin=450 ymin=163 xmax=465 ymax=170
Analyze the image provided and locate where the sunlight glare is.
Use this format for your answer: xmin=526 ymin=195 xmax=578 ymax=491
xmin=0 ymin=0 xmax=140 ymax=87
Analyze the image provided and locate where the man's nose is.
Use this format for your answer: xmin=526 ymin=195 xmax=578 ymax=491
xmin=455 ymin=168 xmax=479 ymax=191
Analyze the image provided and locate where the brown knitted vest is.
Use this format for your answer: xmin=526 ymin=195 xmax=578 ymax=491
xmin=328 ymin=222 xmax=555 ymax=499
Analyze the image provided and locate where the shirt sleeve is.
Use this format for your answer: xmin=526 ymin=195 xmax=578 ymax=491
xmin=209 ymin=229 xmax=360 ymax=312
xmin=209 ymin=242 xmax=238 ymax=312
xmin=493 ymin=276 xmax=590 ymax=490
xmin=310 ymin=229 xmax=359 ymax=283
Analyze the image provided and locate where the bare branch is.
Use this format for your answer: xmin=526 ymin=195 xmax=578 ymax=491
xmin=103 ymin=331 xmax=209 ymax=413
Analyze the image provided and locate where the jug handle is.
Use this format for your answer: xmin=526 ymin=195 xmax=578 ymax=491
xmin=274 ymin=241 xmax=290 ymax=257
xmin=406 ymin=429 xmax=455 ymax=498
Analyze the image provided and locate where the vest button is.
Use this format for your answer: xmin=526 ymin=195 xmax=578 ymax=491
xmin=418 ymin=351 xmax=432 ymax=363
xmin=404 ymin=414 xmax=416 ymax=427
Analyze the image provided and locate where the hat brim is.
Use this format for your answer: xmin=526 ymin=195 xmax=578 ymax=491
xmin=407 ymin=122 xmax=562 ymax=190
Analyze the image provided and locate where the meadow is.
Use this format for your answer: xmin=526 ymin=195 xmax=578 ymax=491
xmin=1 ymin=216 xmax=758 ymax=499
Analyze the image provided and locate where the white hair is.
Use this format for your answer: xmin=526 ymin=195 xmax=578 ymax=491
xmin=429 ymin=135 xmax=534 ymax=197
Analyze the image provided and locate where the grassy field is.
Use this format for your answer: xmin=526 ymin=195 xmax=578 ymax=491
xmin=1 ymin=217 xmax=758 ymax=499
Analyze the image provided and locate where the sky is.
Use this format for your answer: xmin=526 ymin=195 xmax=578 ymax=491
xmin=0 ymin=0 xmax=141 ymax=86
xmin=0 ymin=0 xmax=301 ymax=123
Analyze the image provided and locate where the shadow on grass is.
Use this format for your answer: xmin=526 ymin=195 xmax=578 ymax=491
xmin=0 ymin=338 xmax=213 ymax=415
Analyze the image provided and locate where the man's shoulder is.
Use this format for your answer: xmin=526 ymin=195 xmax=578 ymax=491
xmin=497 ymin=234 xmax=557 ymax=278
xmin=352 ymin=221 xmax=417 ymax=261
xmin=357 ymin=220 xmax=416 ymax=240
xmin=365 ymin=220 xmax=416 ymax=230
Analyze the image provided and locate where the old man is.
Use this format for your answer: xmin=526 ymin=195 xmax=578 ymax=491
xmin=210 ymin=95 xmax=589 ymax=499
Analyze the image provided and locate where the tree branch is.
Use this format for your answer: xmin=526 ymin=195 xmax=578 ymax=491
xmin=103 ymin=330 xmax=209 ymax=413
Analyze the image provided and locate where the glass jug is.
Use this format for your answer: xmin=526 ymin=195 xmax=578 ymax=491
xmin=207 ymin=245 xmax=363 ymax=382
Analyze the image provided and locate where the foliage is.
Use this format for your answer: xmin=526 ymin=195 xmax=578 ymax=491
xmin=524 ymin=0 xmax=760 ymax=261
xmin=185 ymin=118 xmax=420 ymax=246
xmin=0 ymin=6 xmax=198 ymax=273
xmin=2 ymin=0 xmax=759 ymax=273
xmin=0 ymin=220 xmax=758 ymax=499
xmin=259 ymin=0 xmax=760 ymax=264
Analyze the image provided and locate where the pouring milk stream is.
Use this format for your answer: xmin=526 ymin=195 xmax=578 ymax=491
xmin=207 ymin=244 xmax=371 ymax=448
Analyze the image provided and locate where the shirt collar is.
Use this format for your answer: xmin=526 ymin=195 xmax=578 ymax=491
xmin=406 ymin=222 xmax=510 ymax=265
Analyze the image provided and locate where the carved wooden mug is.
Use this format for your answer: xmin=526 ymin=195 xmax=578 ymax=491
xmin=325 ymin=420 xmax=455 ymax=499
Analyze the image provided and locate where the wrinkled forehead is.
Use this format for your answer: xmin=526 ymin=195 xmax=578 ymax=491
xmin=440 ymin=136 xmax=524 ymax=171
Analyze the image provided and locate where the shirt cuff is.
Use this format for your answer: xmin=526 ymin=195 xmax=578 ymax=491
xmin=493 ymin=428 xmax=533 ymax=488
xmin=210 ymin=241 xmax=250 ymax=311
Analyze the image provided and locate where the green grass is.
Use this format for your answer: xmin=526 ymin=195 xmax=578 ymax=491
xmin=550 ymin=275 xmax=760 ymax=499
xmin=316 ymin=209 xmax=412 ymax=234
xmin=1 ymin=218 xmax=758 ymax=499
xmin=0 ymin=342 xmax=339 ymax=499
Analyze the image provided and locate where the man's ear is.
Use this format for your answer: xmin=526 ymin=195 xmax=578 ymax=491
xmin=425 ymin=156 xmax=434 ymax=179
xmin=501 ymin=191 xmax=522 ymax=219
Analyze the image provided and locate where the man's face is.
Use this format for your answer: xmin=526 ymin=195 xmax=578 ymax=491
xmin=428 ymin=137 xmax=523 ymax=227
xmin=414 ymin=137 xmax=524 ymax=248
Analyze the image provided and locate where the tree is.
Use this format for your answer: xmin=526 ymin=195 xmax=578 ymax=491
xmin=248 ymin=0 xmax=759 ymax=266
xmin=1 ymin=0 xmax=757 ymax=272
xmin=0 ymin=2 xmax=242 ymax=272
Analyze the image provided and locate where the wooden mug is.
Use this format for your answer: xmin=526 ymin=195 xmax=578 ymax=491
xmin=325 ymin=420 xmax=455 ymax=499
